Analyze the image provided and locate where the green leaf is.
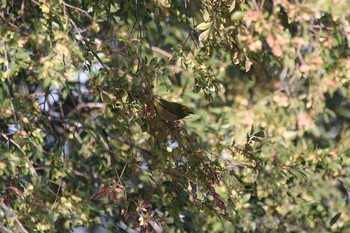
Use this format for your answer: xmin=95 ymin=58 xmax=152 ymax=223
xmin=250 ymin=126 xmax=254 ymax=136
xmin=330 ymin=212 xmax=341 ymax=226
xmin=231 ymin=11 xmax=245 ymax=21
xmin=254 ymin=131 xmax=265 ymax=138
xmin=150 ymin=57 xmax=158 ymax=66
xmin=15 ymin=50 xmax=30 ymax=60
xmin=242 ymin=194 xmax=251 ymax=203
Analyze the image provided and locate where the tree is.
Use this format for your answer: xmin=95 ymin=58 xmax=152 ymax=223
xmin=1 ymin=0 xmax=350 ymax=232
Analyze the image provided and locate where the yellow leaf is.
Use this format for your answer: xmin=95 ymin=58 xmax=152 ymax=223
xmin=196 ymin=22 xmax=212 ymax=31
xmin=199 ymin=29 xmax=211 ymax=43
xmin=245 ymin=56 xmax=252 ymax=72
xmin=229 ymin=0 xmax=236 ymax=12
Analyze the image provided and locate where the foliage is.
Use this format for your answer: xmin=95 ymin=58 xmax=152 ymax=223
xmin=1 ymin=0 xmax=350 ymax=232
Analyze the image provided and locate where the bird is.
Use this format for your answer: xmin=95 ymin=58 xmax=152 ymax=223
xmin=153 ymin=96 xmax=194 ymax=121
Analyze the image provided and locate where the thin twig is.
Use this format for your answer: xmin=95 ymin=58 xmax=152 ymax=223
xmin=0 ymin=12 xmax=20 ymax=30
xmin=150 ymin=46 xmax=173 ymax=59
xmin=59 ymin=0 xmax=93 ymax=19
xmin=251 ymin=0 xmax=259 ymax=9
xmin=0 ymin=133 xmax=37 ymax=175
xmin=0 ymin=224 xmax=15 ymax=233
xmin=0 ymin=202 xmax=29 ymax=233
xmin=66 ymin=102 xmax=105 ymax=118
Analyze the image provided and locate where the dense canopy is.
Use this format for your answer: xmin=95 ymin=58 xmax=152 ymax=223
xmin=1 ymin=0 xmax=350 ymax=232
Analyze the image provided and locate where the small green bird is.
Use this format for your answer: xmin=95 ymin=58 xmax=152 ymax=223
xmin=153 ymin=97 xmax=194 ymax=121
